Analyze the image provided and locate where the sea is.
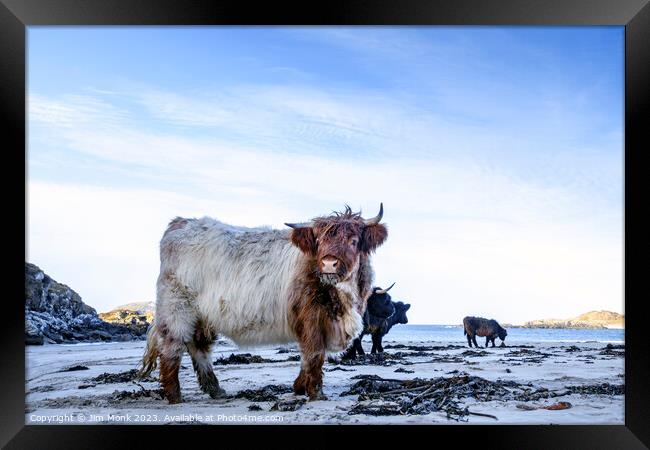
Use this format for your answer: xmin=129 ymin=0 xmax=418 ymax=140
xmin=384 ymin=324 xmax=624 ymax=344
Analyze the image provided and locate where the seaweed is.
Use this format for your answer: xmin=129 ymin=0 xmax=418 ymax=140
xmin=271 ymin=396 xmax=306 ymax=411
xmin=340 ymin=373 xmax=591 ymax=420
xmin=235 ymin=384 xmax=293 ymax=402
xmin=60 ymin=365 xmax=89 ymax=372
xmin=214 ymin=353 xmax=270 ymax=365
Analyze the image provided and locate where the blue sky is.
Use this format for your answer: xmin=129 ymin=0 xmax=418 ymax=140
xmin=27 ymin=27 xmax=624 ymax=324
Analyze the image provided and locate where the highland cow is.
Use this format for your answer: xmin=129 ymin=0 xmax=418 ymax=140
xmin=139 ymin=205 xmax=387 ymax=403
xmin=463 ymin=316 xmax=507 ymax=348
xmin=342 ymin=283 xmax=411 ymax=358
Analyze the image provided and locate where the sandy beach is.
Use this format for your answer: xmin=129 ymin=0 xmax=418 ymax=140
xmin=25 ymin=338 xmax=624 ymax=425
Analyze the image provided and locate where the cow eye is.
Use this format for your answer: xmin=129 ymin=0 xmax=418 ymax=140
xmin=350 ymin=237 xmax=358 ymax=246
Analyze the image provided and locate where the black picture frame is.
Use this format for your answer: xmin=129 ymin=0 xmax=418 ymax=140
xmin=3 ymin=0 xmax=648 ymax=448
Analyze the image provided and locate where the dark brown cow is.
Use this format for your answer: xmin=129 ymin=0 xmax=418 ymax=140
xmin=463 ymin=316 xmax=507 ymax=348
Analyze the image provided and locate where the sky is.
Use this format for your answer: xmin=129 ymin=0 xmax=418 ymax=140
xmin=27 ymin=26 xmax=624 ymax=325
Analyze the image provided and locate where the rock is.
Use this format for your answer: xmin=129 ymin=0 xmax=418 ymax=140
xmin=25 ymin=262 xmax=147 ymax=345
xmin=24 ymin=333 xmax=44 ymax=345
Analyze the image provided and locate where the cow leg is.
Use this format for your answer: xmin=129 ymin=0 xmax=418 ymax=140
xmin=371 ymin=333 xmax=381 ymax=354
xmin=186 ymin=322 xmax=226 ymax=399
xmin=355 ymin=337 xmax=365 ymax=356
xmin=294 ymin=350 xmax=326 ymax=400
xmin=467 ymin=333 xmax=473 ymax=348
xmin=472 ymin=335 xmax=479 ymax=348
xmin=155 ymin=273 xmax=200 ymax=404
xmin=491 ymin=338 xmax=496 ymax=348
xmin=294 ymin=316 xmax=327 ymax=400
xmin=377 ymin=336 xmax=384 ymax=353
xmin=341 ymin=340 xmax=358 ymax=360
xmin=485 ymin=337 xmax=489 ymax=348
xmin=158 ymin=329 xmax=184 ymax=404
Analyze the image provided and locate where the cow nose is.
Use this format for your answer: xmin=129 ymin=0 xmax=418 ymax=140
xmin=321 ymin=257 xmax=339 ymax=274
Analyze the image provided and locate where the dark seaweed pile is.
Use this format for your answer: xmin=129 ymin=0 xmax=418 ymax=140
xmin=214 ymin=353 xmax=270 ymax=365
xmin=92 ymin=369 xmax=154 ymax=384
xmin=340 ymin=374 xmax=624 ymax=421
xmin=78 ymin=369 xmax=157 ymax=389
xmin=567 ymin=383 xmax=624 ymax=396
xmin=60 ymin=365 xmax=90 ymax=372
xmin=213 ymin=353 xmax=299 ymax=365
xmin=331 ymin=353 xmax=410 ymax=367
xmin=234 ymin=384 xmax=293 ymax=402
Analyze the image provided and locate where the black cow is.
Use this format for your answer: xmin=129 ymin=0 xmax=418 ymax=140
xmin=463 ymin=316 xmax=507 ymax=348
xmin=342 ymin=284 xmax=411 ymax=359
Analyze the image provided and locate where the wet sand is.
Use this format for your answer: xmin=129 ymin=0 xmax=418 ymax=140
xmin=25 ymin=339 xmax=624 ymax=424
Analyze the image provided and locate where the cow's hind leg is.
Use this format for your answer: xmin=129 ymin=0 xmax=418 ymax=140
xmin=155 ymin=272 xmax=199 ymax=404
xmin=472 ymin=335 xmax=479 ymax=348
xmin=485 ymin=336 xmax=490 ymax=348
xmin=186 ymin=321 xmax=226 ymax=399
xmin=157 ymin=323 xmax=185 ymax=404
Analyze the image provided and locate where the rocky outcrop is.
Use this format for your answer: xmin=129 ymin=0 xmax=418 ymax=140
xmin=98 ymin=301 xmax=155 ymax=335
xmin=25 ymin=263 xmax=148 ymax=345
xmin=522 ymin=310 xmax=624 ymax=329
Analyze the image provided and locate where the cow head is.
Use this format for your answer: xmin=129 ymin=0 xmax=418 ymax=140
xmin=286 ymin=204 xmax=388 ymax=286
xmin=393 ymin=301 xmax=411 ymax=325
xmin=367 ymin=283 xmax=396 ymax=317
xmin=498 ymin=326 xmax=508 ymax=341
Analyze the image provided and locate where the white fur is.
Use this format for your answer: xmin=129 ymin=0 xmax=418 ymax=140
xmin=157 ymin=217 xmax=300 ymax=345
xmin=156 ymin=216 xmax=367 ymax=349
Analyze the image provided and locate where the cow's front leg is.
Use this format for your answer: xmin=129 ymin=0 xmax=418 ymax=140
xmin=294 ymin=320 xmax=327 ymax=400
xmin=354 ymin=337 xmax=365 ymax=356
xmin=485 ymin=337 xmax=490 ymax=348
xmin=371 ymin=333 xmax=381 ymax=354
xmin=302 ymin=351 xmax=326 ymax=400
xmin=293 ymin=368 xmax=307 ymax=395
xmin=341 ymin=343 xmax=357 ymax=360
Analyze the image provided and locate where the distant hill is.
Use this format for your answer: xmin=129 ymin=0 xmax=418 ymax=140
xmin=99 ymin=301 xmax=155 ymax=330
xmin=109 ymin=301 xmax=155 ymax=315
xmin=522 ymin=310 xmax=624 ymax=329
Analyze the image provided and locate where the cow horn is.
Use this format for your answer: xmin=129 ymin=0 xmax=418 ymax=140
xmin=285 ymin=221 xmax=314 ymax=229
xmin=374 ymin=282 xmax=395 ymax=295
xmin=364 ymin=203 xmax=384 ymax=225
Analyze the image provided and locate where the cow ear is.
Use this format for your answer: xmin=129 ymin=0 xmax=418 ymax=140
xmin=360 ymin=223 xmax=387 ymax=253
xmin=404 ymin=304 xmax=411 ymax=311
xmin=290 ymin=228 xmax=317 ymax=256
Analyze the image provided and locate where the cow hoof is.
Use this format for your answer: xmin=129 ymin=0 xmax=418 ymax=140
xmin=167 ymin=395 xmax=182 ymax=404
xmin=308 ymin=392 xmax=328 ymax=401
xmin=208 ymin=386 xmax=227 ymax=399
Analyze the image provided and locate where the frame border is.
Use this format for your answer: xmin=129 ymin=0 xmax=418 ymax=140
xmin=3 ymin=0 xmax=648 ymax=448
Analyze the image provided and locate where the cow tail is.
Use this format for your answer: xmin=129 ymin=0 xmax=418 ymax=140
xmin=138 ymin=320 xmax=160 ymax=379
